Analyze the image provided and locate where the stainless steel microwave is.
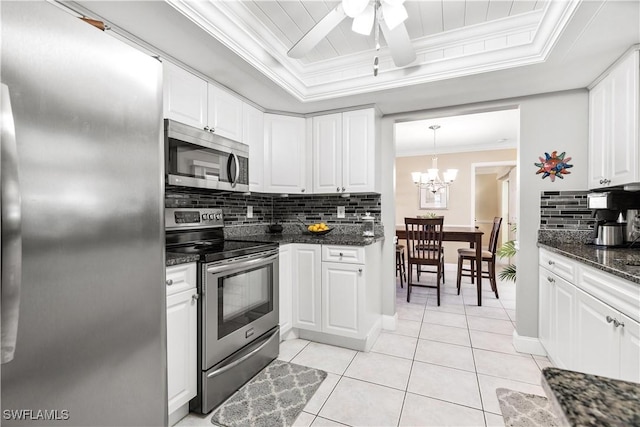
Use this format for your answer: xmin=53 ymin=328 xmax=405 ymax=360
xmin=164 ymin=119 xmax=249 ymax=192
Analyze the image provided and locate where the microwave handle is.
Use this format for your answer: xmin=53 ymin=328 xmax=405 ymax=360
xmin=229 ymin=152 xmax=240 ymax=186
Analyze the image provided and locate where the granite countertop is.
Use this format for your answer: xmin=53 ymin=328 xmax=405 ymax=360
xmin=166 ymin=232 xmax=385 ymax=266
xmin=542 ymin=367 xmax=640 ymax=426
xmin=537 ymin=242 xmax=640 ymax=284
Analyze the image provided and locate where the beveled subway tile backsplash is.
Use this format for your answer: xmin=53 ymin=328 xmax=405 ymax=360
xmin=165 ymin=187 xmax=381 ymax=227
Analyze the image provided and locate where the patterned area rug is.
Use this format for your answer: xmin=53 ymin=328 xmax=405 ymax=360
xmin=211 ymin=359 xmax=327 ymax=427
xmin=496 ymin=388 xmax=560 ymax=427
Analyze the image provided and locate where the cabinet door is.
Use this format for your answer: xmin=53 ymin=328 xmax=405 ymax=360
xmin=538 ymin=267 xmax=554 ymax=357
xmin=553 ymin=277 xmax=574 ymax=369
xmin=292 ymin=244 xmax=322 ymax=331
xmin=167 ymin=288 xmax=197 ymax=414
xmin=264 ymin=114 xmax=309 ymax=194
xmin=609 ymin=52 xmax=639 ymax=186
xmin=243 ymin=103 xmax=265 ymax=192
xmin=342 ymin=109 xmax=375 ymax=193
xmin=574 ymin=288 xmax=618 ymax=379
xmin=618 ymin=313 xmax=640 ymax=383
xmin=207 ymin=83 xmax=243 ymax=142
xmin=322 ymin=262 xmax=364 ymax=338
xmin=312 ymin=113 xmax=342 ymax=194
xmin=588 ymin=80 xmax=610 ymax=189
xmin=163 ymin=62 xmax=207 ymax=130
xmin=278 ymin=245 xmax=293 ymax=338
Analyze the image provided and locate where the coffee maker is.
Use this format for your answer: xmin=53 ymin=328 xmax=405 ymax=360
xmin=588 ymin=191 xmax=640 ymax=246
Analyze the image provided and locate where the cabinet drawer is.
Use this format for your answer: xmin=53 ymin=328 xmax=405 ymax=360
xmin=322 ymin=245 xmax=365 ymax=264
xmin=166 ymin=263 xmax=197 ymax=296
xmin=539 ymin=248 xmax=576 ymax=283
xmin=577 ymin=263 xmax=640 ymax=323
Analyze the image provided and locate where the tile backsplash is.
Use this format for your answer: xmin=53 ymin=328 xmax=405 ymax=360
xmin=165 ymin=187 xmax=381 ymax=226
xmin=540 ymin=191 xmax=594 ymax=230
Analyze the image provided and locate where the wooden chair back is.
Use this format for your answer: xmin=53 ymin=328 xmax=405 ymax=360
xmin=488 ymin=217 xmax=503 ymax=255
xmin=404 ymin=217 xmax=444 ymax=266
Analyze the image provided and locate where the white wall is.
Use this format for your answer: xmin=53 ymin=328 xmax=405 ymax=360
xmin=381 ymin=89 xmax=589 ymax=343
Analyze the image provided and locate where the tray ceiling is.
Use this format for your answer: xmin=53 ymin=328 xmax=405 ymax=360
xmin=167 ymin=0 xmax=579 ymax=101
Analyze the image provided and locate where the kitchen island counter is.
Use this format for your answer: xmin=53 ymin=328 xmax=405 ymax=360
xmin=542 ymin=367 xmax=640 ymax=426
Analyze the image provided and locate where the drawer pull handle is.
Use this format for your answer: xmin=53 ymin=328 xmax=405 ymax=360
xmin=606 ymin=315 xmax=614 ymax=324
xmin=192 ymin=293 xmax=199 ymax=301
xmin=166 ymin=279 xmax=174 ymax=286
xmin=547 ymin=277 xmax=555 ymax=283
xmin=548 ymin=260 xmax=555 ymax=266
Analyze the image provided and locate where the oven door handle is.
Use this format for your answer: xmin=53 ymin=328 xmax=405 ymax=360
xmin=206 ymin=327 xmax=279 ymax=379
xmin=206 ymin=252 xmax=278 ymax=274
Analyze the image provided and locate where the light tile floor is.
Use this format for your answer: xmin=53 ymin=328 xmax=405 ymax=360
xmin=177 ymin=265 xmax=553 ymax=427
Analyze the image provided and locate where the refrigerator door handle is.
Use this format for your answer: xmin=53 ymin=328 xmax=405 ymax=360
xmin=1 ymin=83 xmax=23 ymax=364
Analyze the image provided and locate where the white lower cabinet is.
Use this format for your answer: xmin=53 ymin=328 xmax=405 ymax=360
xmin=290 ymin=243 xmax=381 ymax=350
xmin=278 ymin=244 xmax=293 ymax=339
xmin=166 ymin=263 xmax=197 ymax=423
xmin=539 ymin=248 xmax=640 ymax=382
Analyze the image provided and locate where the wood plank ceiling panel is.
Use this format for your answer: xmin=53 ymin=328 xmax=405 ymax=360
xmin=486 ymin=0 xmax=514 ymax=21
xmin=418 ymin=0 xmax=444 ymax=36
xmin=254 ymin=1 xmax=302 ymax=43
xmin=509 ymin=0 xmax=537 ymax=16
xmin=533 ymin=0 xmax=549 ymax=11
xmin=465 ymin=0 xmax=490 ymax=26
xmin=442 ymin=0 xmax=467 ymax=31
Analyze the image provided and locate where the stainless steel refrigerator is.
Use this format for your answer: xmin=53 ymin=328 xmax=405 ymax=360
xmin=1 ymin=2 xmax=167 ymax=425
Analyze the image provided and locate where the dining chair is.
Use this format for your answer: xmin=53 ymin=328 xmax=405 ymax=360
xmin=395 ymin=244 xmax=406 ymax=288
xmin=456 ymin=217 xmax=502 ymax=298
xmin=404 ymin=217 xmax=445 ymax=305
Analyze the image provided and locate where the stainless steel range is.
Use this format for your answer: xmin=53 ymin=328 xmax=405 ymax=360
xmin=166 ymin=208 xmax=279 ymax=414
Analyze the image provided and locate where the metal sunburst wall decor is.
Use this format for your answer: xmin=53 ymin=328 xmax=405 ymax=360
xmin=535 ymin=151 xmax=573 ymax=182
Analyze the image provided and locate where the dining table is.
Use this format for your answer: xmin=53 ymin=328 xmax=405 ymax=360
xmin=395 ymin=226 xmax=485 ymax=306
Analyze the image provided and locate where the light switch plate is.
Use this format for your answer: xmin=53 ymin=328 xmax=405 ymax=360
xmin=337 ymin=206 xmax=345 ymax=218
xmin=247 ymin=206 xmax=253 ymax=218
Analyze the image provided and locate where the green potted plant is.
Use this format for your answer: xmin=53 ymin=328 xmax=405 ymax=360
xmin=497 ymin=225 xmax=517 ymax=282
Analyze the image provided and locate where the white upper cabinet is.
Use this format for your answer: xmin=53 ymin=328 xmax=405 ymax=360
xmin=313 ymin=108 xmax=377 ymax=194
xmin=264 ymin=114 xmax=310 ymax=194
xmin=588 ymin=49 xmax=639 ymax=189
xmin=162 ymin=61 xmax=244 ymax=142
xmin=163 ymin=62 xmax=208 ymax=129
xmin=208 ymin=83 xmax=243 ymax=142
xmin=243 ymin=103 xmax=265 ymax=192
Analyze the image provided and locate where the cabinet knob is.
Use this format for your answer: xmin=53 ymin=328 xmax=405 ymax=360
xmin=337 ymin=187 xmax=341 ymax=192
xmin=606 ymin=315 xmax=614 ymax=324
xmin=599 ymin=179 xmax=604 ymax=184
xmin=339 ymin=252 xmax=343 ymax=257
xmin=204 ymin=126 xmax=210 ymax=132
xmin=548 ymin=260 xmax=555 ymax=266
xmin=301 ymin=188 xmax=305 ymax=193
xmin=210 ymin=127 xmax=215 ymax=133
xmin=192 ymin=293 xmax=199 ymax=301
xmin=547 ymin=277 xmax=555 ymax=283
xmin=613 ymin=318 xmax=624 ymax=328
xmin=358 ymin=268 xmax=362 ymax=273
xmin=342 ymin=187 xmax=345 ymax=192
xmin=166 ymin=279 xmax=174 ymax=286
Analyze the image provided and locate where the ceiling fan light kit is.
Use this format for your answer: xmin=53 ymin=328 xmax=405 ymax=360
xmin=287 ymin=0 xmax=416 ymax=76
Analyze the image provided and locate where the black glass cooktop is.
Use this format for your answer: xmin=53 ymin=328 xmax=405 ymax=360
xmin=168 ymin=239 xmax=277 ymax=263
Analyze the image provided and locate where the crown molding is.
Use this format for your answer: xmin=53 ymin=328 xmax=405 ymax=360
xmin=167 ymin=0 xmax=582 ymax=103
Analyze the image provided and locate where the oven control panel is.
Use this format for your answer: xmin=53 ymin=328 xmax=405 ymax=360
xmin=165 ymin=208 xmax=223 ymax=230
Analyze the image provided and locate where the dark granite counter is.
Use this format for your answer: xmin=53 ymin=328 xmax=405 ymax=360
xmin=542 ymin=367 xmax=640 ymax=426
xmin=166 ymin=252 xmax=199 ymax=267
xmin=228 ymin=232 xmax=385 ymax=246
xmin=538 ymin=242 xmax=640 ymax=284
xmin=166 ymin=233 xmax=385 ymax=266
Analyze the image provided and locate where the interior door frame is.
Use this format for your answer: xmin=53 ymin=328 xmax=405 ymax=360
xmin=469 ymin=160 xmax=517 ymax=232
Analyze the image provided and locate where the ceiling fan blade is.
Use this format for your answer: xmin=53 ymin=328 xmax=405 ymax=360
xmin=380 ymin=20 xmax=416 ymax=67
xmin=288 ymin=3 xmax=347 ymax=59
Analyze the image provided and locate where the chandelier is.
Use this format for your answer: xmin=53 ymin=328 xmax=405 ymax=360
xmin=411 ymin=125 xmax=458 ymax=193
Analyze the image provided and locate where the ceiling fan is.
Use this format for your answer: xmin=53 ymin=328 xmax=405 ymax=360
xmin=288 ymin=0 xmax=416 ymax=75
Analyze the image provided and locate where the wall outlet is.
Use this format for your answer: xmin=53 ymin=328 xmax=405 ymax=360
xmin=247 ymin=206 xmax=253 ymax=218
xmin=337 ymin=206 xmax=345 ymax=218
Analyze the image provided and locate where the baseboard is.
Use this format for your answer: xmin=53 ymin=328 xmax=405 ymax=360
xmin=382 ymin=313 xmax=398 ymax=331
xmin=512 ymin=330 xmax=547 ymax=356
xmin=168 ymin=403 xmax=189 ymax=427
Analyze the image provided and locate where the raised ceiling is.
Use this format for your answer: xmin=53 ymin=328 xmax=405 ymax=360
xmin=71 ymin=0 xmax=640 ymax=114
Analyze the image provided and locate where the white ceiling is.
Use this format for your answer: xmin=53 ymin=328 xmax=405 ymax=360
xmin=395 ymin=109 xmax=519 ymax=157
xmin=70 ymin=0 xmax=640 ymax=115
